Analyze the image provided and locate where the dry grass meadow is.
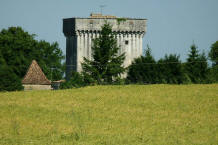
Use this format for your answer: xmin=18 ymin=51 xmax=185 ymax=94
xmin=0 ymin=84 xmax=217 ymax=145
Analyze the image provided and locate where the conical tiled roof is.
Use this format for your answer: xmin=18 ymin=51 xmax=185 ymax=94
xmin=22 ymin=60 xmax=51 ymax=85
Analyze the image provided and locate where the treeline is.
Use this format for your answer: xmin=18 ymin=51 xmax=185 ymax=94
xmin=62 ymin=24 xmax=218 ymax=89
xmin=0 ymin=27 xmax=65 ymax=91
xmin=63 ymin=42 xmax=217 ymax=89
xmin=126 ymin=41 xmax=218 ymax=84
xmin=127 ymin=44 xmax=217 ymax=84
xmin=0 ymin=26 xmax=217 ymax=91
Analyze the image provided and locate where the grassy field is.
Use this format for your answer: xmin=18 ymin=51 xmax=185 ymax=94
xmin=0 ymin=84 xmax=217 ymax=145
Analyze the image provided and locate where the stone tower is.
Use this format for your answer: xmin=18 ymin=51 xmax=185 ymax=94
xmin=63 ymin=14 xmax=147 ymax=80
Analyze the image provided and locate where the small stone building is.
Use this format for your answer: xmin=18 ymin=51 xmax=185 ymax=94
xmin=22 ymin=60 xmax=51 ymax=90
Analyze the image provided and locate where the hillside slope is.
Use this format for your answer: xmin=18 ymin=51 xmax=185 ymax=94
xmin=0 ymin=85 xmax=217 ymax=145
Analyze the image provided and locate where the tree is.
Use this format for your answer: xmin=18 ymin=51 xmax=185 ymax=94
xmin=209 ymin=41 xmax=218 ymax=66
xmin=0 ymin=27 xmax=65 ymax=81
xmin=60 ymin=71 xmax=85 ymax=89
xmin=0 ymin=50 xmax=23 ymax=91
xmin=0 ymin=49 xmax=5 ymax=65
xmin=35 ymin=40 xmax=65 ymax=81
xmin=157 ymin=54 xmax=186 ymax=84
xmin=185 ymin=44 xmax=208 ymax=83
xmin=81 ymin=24 xmax=125 ymax=84
xmin=208 ymin=65 xmax=218 ymax=83
xmin=127 ymin=46 xmax=157 ymax=84
xmin=208 ymin=41 xmax=218 ymax=82
xmin=0 ymin=27 xmax=65 ymax=91
xmin=0 ymin=65 xmax=23 ymax=91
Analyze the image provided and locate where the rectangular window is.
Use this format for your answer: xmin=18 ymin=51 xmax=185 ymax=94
xmin=125 ymin=40 xmax=129 ymax=45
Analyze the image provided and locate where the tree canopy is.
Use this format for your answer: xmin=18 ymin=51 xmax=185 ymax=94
xmin=0 ymin=27 xmax=65 ymax=91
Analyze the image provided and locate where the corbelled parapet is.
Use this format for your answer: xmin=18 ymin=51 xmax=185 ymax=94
xmin=63 ymin=16 xmax=147 ymax=36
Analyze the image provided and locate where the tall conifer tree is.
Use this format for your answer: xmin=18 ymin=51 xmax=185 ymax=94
xmin=209 ymin=41 xmax=218 ymax=66
xmin=82 ymin=23 xmax=125 ymax=84
xmin=157 ymin=54 xmax=185 ymax=84
xmin=208 ymin=41 xmax=218 ymax=82
xmin=127 ymin=45 xmax=157 ymax=84
xmin=185 ymin=44 xmax=208 ymax=83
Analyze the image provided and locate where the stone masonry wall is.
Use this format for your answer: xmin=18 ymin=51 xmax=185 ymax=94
xmin=63 ymin=17 xmax=147 ymax=80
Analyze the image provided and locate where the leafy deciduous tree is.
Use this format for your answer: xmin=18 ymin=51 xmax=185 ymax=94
xmin=0 ymin=27 xmax=65 ymax=81
xmin=0 ymin=27 xmax=65 ymax=91
xmin=0 ymin=66 xmax=23 ymax=91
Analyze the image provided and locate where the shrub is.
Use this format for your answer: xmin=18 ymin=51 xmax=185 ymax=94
xmin=60 ymin=72 xmax=85 ymax=89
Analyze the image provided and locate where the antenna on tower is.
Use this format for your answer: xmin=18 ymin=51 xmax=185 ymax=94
xmin=100 ymin=5 xmax=106 ymax=14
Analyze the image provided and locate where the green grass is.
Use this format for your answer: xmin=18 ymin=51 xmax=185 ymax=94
xmin=0 ymin=84 xmax=217 ymax=145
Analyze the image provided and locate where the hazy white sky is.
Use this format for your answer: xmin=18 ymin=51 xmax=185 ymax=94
xmin=0 ymin=0 xmax=217 ymax=61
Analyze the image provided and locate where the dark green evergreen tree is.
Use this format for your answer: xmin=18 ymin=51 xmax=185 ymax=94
xmin=208 ymin=41 xmax=218 ymax=82
xmin=127 ymin=46 xmax=157 ymax=84
xmin=198 ymin=52 xmax=209 ymax=82
xmin=81 ymin=24 xmax=125 ymax=84
xmin=157 ymin=54 xmax=185 ymax=84
xmin=185 ymin=44 xmax=208 ymax=83
xmin=208 ymin=65 xmax=218 ymax=83
xmin=209 ymin=41 xmax=218 ymax=66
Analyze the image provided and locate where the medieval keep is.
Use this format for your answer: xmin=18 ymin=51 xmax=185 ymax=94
xmin=63 ymin=14 xmax=147 ymax=80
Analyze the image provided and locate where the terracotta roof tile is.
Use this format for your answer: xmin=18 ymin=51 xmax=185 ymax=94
xmin=22 ymin=60 xmax=51 ymax=85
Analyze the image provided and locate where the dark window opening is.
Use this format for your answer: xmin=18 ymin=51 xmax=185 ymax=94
xmin=125 ymin=40 xmax=129 ymax=45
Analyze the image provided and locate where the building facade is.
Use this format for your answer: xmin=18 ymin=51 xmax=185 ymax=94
xmin=63 ymin=14 xmax=147 ymax=80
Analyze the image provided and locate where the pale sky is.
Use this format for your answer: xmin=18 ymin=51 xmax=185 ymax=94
xmin=0 ymin=0 xmax=217 ymax=61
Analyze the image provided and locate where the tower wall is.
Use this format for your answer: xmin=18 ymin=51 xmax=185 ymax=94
xmin=63 ymin=17 xmax=147 ymax=80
